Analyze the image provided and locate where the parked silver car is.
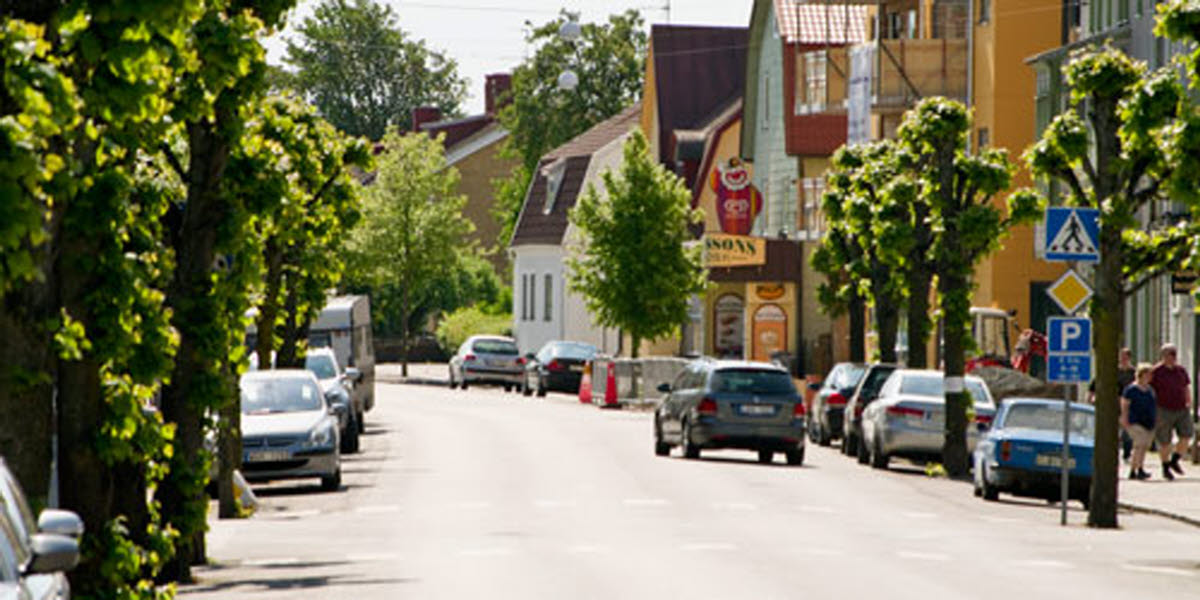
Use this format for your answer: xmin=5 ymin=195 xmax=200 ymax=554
xmin=0 ymin=459 xmax=82 ymax=600
xmin=860 ymin=370 xmax=996 ymax=470
xmin=654 ymin=360 xmax=806 ymax=465
xmin=448 ymin=335 xmax=524 ymax=392
xmin=305 ymin=347 xmax=362 ymax=454
xmin=240 ymin=370 xmax=342 ymax=491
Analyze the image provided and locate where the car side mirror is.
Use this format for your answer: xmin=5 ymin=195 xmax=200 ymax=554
xmin=24 ymin=534 xmax=79 ymax=575
xmin=657 ymin=382 xmax=671 ymax=393
xmin=345 ymin=367 xmax=363 ymax=383
xmin=37 ymin=510 xmax=84 ymax=539
xmin=807 ymin=382 xmax=821 ymax=392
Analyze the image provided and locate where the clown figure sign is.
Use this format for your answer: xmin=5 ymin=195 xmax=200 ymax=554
xmin=709 ymin=158 xmax=763 ymax=235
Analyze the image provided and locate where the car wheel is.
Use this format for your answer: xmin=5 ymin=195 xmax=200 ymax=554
xmin=448 ymin=370 xmax=457 ymax=389
xmin=522 ymin=375 xmax=532 ymax=397
xmin=460 ymin=378 xmax=469 ymax=390
xmin=857 ymin=435 xmax=870 ymax=465
xmin=844 ymin=433 xmax=858 ymax=457
xmin=654 ymin=418 xmax=671 ymax=457
xmin=817 ymin=421 xmax=832 ymax=447
xmin=757 ymin=450 xmax=774 ymax=464
xmin=341 ymin=414 xmax=361 ymax=454
xmin=357 ymin=411 xmax=365 ymax=434
xmin=504 ymin=384 xmax=512 ymax=392
xmin=870 ymin=437 xmax=889 ymax=470
xmin=980 ymin=466 xmax=999 ymax=501
xmin=786 ymin=446 xmax=805 ymax=466
xmin=320 ymin=468 xmax=342 ymax=492
xmin=682 ymin=420 xmax=700 ymax=460
xmin=537 ymin=381 xmax=547 ymax=397
xmin=1078 ymin=495 xmax=1090 ymax=510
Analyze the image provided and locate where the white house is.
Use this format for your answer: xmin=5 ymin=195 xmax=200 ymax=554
xmin=507 ymin=103 xmax=641 ymax=355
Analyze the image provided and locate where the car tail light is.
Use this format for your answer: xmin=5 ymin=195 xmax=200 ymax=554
xmin=793 ymin=402 xmax=806 ymax=418
xmin=975 ymin=414 xmax=993 ymax=426
xmin=1000 ymin=440 xmax=1012 ymax=462
xmin=517 ymin=356 xmax=526 ymax=366
xmin=547 ymin=359 xmax=562 ymax=371
xmin=886 ymin=406 xmax=924 ymax=418
xmin=853 ymin=404 xmax=865 ymax=418
xmin=464 ymin=354 xmax=476 ymax=362
xmin=697 ymin=397 xmax=718 ymax=416
xmin=827 ymin=392 xmax=847 ymax=406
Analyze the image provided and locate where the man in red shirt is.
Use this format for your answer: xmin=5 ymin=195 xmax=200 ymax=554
xmin=1150 ymin=343 xmax=1194 ymax=481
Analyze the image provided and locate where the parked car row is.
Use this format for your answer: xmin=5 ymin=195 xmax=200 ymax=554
xmin=448 ymin=336 xmax=599 ymax=397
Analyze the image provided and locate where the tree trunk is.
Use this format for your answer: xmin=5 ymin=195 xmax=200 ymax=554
xmin=1088 ymin=225 xmax=1123 ymax=528
xmin=400 ymin=275 xmax=410 ymax=378
xmin=940 ymin=269 xmax=971 ymax=477
xmin=276 ymin=275 xmax=305 ymax=369
xmin=848 ymin=293 xmax=866 ymax=363
xmin=906 ymin=267 xmax=933 ymax=368
xmin=875 ymin=300 xmax=900 ymax=364
xmin=217 ymin=367 xmax=241 ymax=519
xmin=0 ymin=303 xmax=55 ymax=504
xmin=255 ymin=237 xmax=284 ymax=370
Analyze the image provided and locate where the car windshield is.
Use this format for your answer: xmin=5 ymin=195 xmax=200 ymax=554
xmin=965 ymin=380 xmax=992 ymax=406
xmin=241 ymin=377 xmax=323 ymax=414
xmin=473 ymin=339 xmax=518 ymax=355
xmin=712 ymin=369 xmax=795 ymax=395
xmin=553 ymin=343 xmax=596 ymax=360
xmin=1003 ymin=404 xmax=1095 ymax=437
xmin=898 ymin=375 xmax=991 ymax=405
xmin=830 ymin=364 xmax=866 ymax=390
xmin=305 ymin=354 xmax=338 ymax=379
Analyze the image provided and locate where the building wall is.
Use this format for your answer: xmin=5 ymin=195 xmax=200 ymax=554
xmin=455 ymin=138 xmax=520 ymax=272
xmin=971 ymin=0 xmax=1065 ymax=345
xmin=799 ymin=156 xmax=838 ymax=372
xmin=511 ymin=244 xmax=565 ymax=355
xmin=750 ymin=7 xmax=800 ymax=238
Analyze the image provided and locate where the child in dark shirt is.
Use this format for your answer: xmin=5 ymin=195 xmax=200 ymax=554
xmin=1121 ymin=364 xmax=1157 ymax=480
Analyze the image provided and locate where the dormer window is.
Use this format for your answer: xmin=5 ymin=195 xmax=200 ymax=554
xmin=542 ymin=159 xmax=567 ymax=214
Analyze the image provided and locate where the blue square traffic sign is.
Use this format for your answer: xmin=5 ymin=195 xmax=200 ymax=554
xmin=1047 ymin=317 xmax=1091 ymax=353
xmin=1047 ymin=354 xmax=1093 ymax=384
xmin=1044 ymin=207 xmax=1100 ymax=262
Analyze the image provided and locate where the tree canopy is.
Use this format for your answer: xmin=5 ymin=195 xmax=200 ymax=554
xmin=285 ymin=0 xmax=468 ymax=140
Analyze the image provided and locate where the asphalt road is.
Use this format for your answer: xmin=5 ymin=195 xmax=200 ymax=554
xmin=182 ymin=381 xmax=1200 ymax=599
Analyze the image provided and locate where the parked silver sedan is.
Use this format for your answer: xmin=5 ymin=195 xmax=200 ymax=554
xmin=240 ymin=370 xmax=342 ymax=491
xmin=860 ymin=370 xmax=996 ymax=470
xmin=448 ymin=335 xmax=524 ymax=392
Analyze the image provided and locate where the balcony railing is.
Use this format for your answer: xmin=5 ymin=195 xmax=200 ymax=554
xmin=863 ymin=38 xmax=968 ymax=110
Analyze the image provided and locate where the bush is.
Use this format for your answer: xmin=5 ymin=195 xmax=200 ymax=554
xmin=436 ymin=306 xmax=512 ymax=353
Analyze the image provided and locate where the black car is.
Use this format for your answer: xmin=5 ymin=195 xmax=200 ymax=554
xmin=842 ymin=363 xmax=899 ymax=461
xmin=808 ymin=363 xmax=867 ymax=446
xmin=522 ymin=341 xmax=597 ymax=396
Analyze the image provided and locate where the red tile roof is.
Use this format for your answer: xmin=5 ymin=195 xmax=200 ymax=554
xmin=775 ymin=1 xmax=868 ymax=44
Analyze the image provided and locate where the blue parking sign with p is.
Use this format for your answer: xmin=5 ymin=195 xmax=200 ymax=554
xmin=1047 ymin=316 xmax=1091 ymax=383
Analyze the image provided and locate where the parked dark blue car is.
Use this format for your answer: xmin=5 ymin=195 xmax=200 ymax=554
xmin=972 ymin=398 xmax=1094 ymax=509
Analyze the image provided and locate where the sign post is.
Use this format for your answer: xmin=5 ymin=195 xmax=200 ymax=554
xmin=1047 ymin=315 xmax=1092 ymax=525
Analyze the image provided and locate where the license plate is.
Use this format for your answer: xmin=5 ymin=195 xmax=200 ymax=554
xmin=738 ymin=404 xmax=777 ymax=416
xmin=247 ymin=450 xmax=290 ymax=462
xmin=570 ymin=365 xmax=583 ymax=372
xmin=1035 ymin=454 xmax=1076 ymax=468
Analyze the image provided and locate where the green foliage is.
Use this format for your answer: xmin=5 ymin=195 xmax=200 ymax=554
xmin=567 ymin=131 xmax=706 ymax=357
xmin=436 ymin=306 xmax=512 ymax=353
xmin=284 ymin=0 xmax=467 ymax=140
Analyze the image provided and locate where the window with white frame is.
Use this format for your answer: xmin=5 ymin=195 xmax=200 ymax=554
xmin=802 ymin=51 xmax=827 ymax=114
xmin=802 ymin=177 xmax=827 ymax=238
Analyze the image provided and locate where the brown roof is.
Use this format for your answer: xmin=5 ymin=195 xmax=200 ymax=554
xmin=510 ymin=103 xmax=642 ymax=247
xmin=420 ymin=114 xmax=495 ymax=149
xmin=650 ymin=25 xmax=748 ymax=166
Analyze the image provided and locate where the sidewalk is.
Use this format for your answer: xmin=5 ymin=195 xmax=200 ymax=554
xmin=376 ymin=362 xmax=448 ymax=386
xmin=1118 ymin=452 xmax=1200 ymax=527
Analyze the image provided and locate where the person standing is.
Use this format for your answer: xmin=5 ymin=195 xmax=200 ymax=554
xmin=1120 ymin=364 xmax=1157 ymax=480
xmin=1150 ymin=343 xmax=1194 ymax=481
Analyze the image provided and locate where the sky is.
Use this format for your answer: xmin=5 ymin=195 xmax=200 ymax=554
xmin=263 ymin=0 xmax=755 ymax=115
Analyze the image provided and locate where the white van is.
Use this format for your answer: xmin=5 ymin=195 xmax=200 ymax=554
xmin=246 ymin=295 xmax=376 ymax=417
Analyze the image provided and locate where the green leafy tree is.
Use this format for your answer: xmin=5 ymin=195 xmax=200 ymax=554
xmin=811 ymin=169 xmax=867 ymax=363
xmin=345 ymin=130 xmax=474 ymax=376
xmin=285 ymin=0 xmax=467 ymax=140
xmin=567 ymin=131 xmax=706 ymax=358
xmin=1023 ymin=42 xmax=1195 ymax=527
xmin=493 ymin=10 xmax=646 ymax=250
xmin=899 ymin=98 xmax=1042 ymax=477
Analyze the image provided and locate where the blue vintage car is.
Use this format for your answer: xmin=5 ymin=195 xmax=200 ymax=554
xmin=972 ymin=398 xmax=1094 ymax=509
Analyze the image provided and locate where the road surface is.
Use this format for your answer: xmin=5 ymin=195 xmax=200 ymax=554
xmin=182 ymin=381 xmax=1200 ymax=599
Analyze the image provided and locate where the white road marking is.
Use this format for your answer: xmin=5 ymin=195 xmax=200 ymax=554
xmin=242 ymin=557 xmax=301 ymax=567
xmin=459 ymin=547 xmax=514 ymax=557
xmin=798 ymin=548 xmax=847 ymax=557
xmin=534 ymin=499 xmax=575 ymax=509
xmin=346 ymin=552 xmax=401 ymax=562
xmin=623 ymin=498 xmax=670 ymax=508
xmin=897 ymin=551 xmax=951 ymax=562
xmin=355 ymin=504 xmax=401 ymax=514
xmin=712 ymin=502 xmax=758 ymax=511
xmin=1012 ymin=559 xmax=1072 ymax=569
xmin=263 ymin=509 xmax=320 ymax=519
xmin=566 ymin=544 xmax=610 ymax=554
xmin=1122 ymin=564 xmax=1195 ymax=578
xmin=681 ymin=542 xmax=738 ymax=552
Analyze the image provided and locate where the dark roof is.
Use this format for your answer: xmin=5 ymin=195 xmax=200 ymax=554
xmin=650 ymin=24 xmax=748 ymax=166
xmin=420 ymin=114 xmax=494 ymax=149
xmin=510 ymin=103 xmax=641 ymax=247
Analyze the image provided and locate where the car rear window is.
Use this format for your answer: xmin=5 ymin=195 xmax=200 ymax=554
xmin=241 ymin=377 xmax=323 ymax=413
xmin=473 ymin=339 xmax=518 ymax=355
xmin=553 ymin=343 xmax=596 ymax=360
xmin=305 ymin=354 xmax=338 ymax=379
xmin=1003 ymin=404 xmax=1094 ymax=437
xmin=898 ymin=375 xmax=992 ymax=405
xmin=860 ymin=366 xmax=897 ymax=400
xmin=712 ymin=369 xmax=795 ymax=395
xmin=831 ymin=364 xmax=866 ymax=389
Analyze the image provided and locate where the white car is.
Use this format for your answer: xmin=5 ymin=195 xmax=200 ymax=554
xmin=860 ymin=370 xmax=996 ymax=470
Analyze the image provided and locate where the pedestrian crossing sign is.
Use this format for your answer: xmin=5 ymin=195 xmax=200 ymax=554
xmin=1043 ymin=207 xmax=1099 ymax=262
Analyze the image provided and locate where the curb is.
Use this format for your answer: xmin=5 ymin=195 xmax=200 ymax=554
xmin=1118 ymin=501 xmax=1200 ymax=528
xmin=378 ymin=376 xmax=448 ymax=387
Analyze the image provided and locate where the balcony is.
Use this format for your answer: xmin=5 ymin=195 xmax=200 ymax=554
xmin=857 ymin=38 xmax=968 ymax=111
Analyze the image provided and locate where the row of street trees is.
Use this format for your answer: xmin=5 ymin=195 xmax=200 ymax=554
xmin=813 ymin=0 xmax=1200 ymax=528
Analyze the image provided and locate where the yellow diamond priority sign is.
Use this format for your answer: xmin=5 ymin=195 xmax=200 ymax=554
xmin=1047 ymin=269 xmax=1092 ymax=315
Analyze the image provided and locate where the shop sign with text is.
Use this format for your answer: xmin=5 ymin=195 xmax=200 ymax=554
xmin=705 ymin=234 xmax=766 ymax=267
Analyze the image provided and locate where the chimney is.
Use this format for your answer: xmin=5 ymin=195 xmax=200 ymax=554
xmin=411 ymin=106 xmax=442 ymax=132
xmin=485 ymin=73 xmax=513 ymax=116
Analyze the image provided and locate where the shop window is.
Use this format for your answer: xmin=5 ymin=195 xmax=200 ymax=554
xmin=714 ymin=294 xmax=745 ymax=358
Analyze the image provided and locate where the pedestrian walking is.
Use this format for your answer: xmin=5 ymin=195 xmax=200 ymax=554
xmin=1150 ymin=343 xmax=1194 ymax=481
xmin=1120 ymin=364 xmax=1157 ymax=480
